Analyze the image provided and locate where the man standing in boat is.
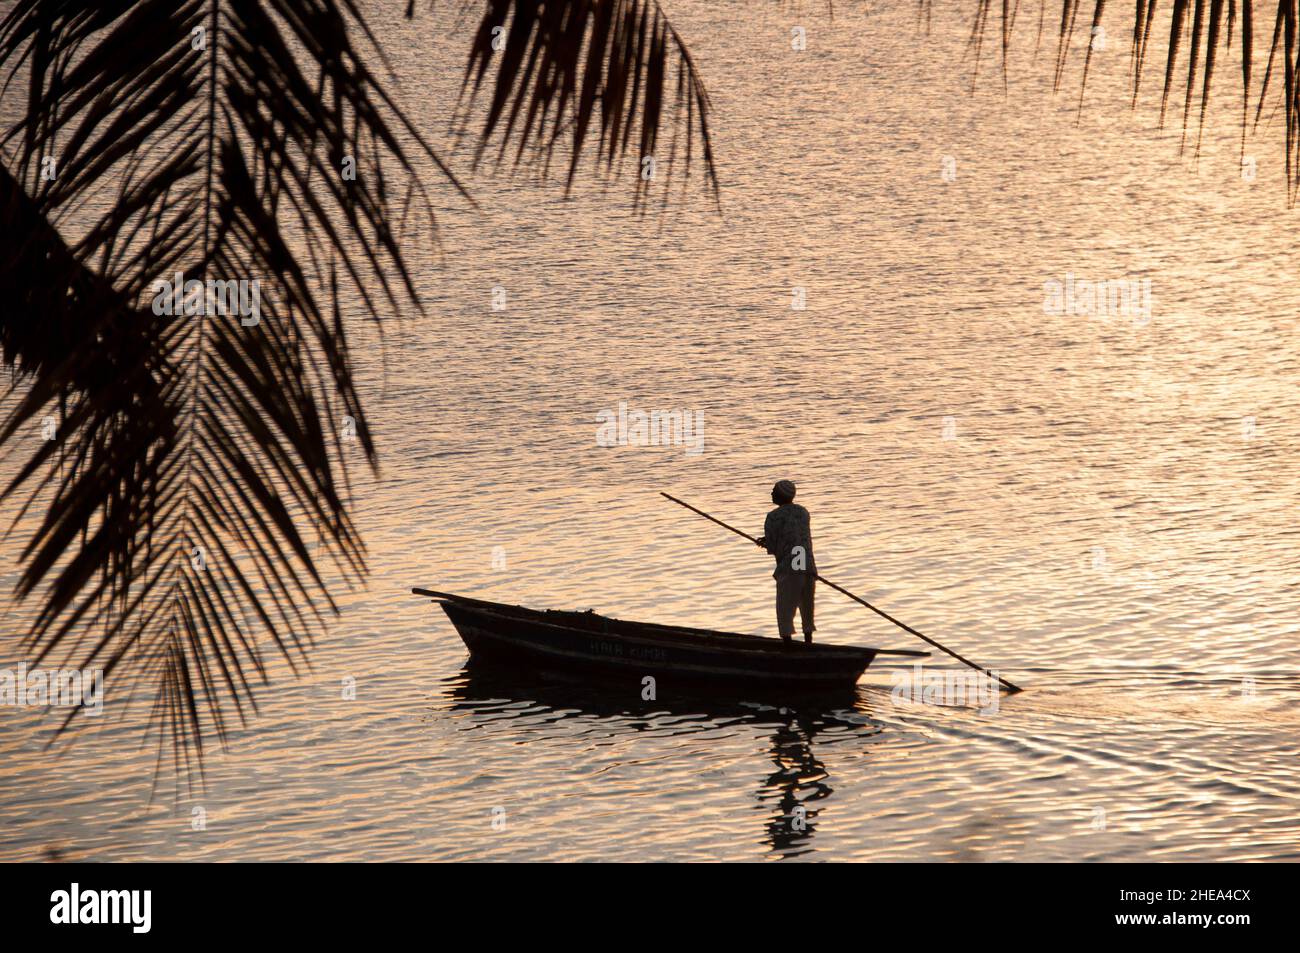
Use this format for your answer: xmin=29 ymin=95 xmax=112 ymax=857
xmin=756 ymin=480 xmax=816 ymax=645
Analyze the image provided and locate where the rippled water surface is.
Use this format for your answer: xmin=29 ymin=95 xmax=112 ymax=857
xmin=2 ymin=3 xmax=1299 ymax=861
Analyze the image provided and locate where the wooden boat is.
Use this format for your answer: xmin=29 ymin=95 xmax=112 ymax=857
xmin=413 ymin=589 xmax=929 ymax=692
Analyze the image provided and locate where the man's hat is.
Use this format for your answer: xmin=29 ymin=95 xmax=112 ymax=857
xmin=772 ymin=480 xmax=796 ymax=500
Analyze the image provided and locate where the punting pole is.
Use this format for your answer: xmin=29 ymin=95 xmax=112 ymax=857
xmin=661 ymin=492 xmax=1022 ymax=694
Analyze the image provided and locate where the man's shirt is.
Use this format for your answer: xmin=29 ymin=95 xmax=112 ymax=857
xmin=763 ymin=503 xmax=815 ymax=578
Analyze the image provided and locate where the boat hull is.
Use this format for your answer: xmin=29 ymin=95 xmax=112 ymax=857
xmin=435 ymin=596 xmax=881 ymax=692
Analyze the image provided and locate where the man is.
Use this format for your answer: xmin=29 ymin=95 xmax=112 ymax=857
xmin=755 ymin=479 xmax=816 ymax=644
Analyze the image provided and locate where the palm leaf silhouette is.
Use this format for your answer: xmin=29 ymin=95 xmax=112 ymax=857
xmin=0 ymin=0 xmax=442 ymax=787
xmin=446 ymin=0 xmax=719 ymax=210
xmin=975 ymin=2 xmax=1300 ymax=198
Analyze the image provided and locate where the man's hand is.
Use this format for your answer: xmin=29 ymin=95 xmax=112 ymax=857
xmin=755 ymin=536 xmax=766 ymax=548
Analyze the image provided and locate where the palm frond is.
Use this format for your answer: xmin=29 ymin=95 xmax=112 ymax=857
xmin=445 ymin=0 xmax=719 ymax=211
xmin=965 ymin=2 xmax=1300 ymax=200
xmin=0 ymin=0 xmax=440 ymax=787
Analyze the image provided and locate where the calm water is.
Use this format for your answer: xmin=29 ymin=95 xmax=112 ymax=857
xmin=2 ymin=4 xmax=1299 ymax=861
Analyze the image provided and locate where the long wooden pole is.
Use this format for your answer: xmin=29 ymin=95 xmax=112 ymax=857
xmin=661 ymin=492 xmax=1022 ymax=694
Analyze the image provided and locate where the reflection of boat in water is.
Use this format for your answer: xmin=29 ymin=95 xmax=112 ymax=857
xmin=415 ymin=588 xmax=927 ymax=695
xmin=443 ymin=663 xmax=885 ymax=859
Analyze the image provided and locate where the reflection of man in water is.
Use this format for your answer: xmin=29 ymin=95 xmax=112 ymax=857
xmin=761 ymin=711 xmax=831 ymax=859
xmin=755 ymin=479 xmax=816 ymax=644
